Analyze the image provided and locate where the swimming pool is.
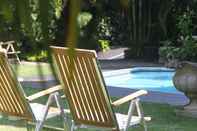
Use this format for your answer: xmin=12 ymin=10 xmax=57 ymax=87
xmin=103 ymin=67 xmax=182 ymax=94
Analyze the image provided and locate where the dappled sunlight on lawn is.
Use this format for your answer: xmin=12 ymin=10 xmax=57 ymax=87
xmin=0 ymin=116 xmax=27 ymax=131
xmin=11 ymin=62 xmax=53 ymax=78
xmin=0 ymin=125 xmax=26 ymax=131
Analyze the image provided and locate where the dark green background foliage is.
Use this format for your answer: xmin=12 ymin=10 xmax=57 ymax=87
xmin=0 ymin=0 xmax=197 ymax=61
xmin=160 ymin=0 xmax=197 ymax=62
xmin=77 ymin=0 xmax=186 ymax=60
xmin=0 ymin=0 xmax=62 ymax=60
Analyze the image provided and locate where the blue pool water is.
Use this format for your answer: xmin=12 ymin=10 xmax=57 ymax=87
xmin=103 ymin=67 xmax=182 ymax=94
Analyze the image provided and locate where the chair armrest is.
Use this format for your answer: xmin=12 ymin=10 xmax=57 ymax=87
xmin=112 ymin=90 xmax=148 ymax=107
xmin=26 ymin=85 xmax=63 ymax=101
xmin=0 ymin=41 xmax=15 ymax=46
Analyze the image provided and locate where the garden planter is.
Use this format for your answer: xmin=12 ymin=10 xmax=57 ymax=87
xmin=173 ymin=61 xmax=197 ymax=117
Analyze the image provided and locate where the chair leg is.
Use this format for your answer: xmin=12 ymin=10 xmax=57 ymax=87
xmin=53 ymin=92 xmax=70 ymax=131
xmin=143 ymin=121 xmax=148 ymax=131
xmin=124 ymin=100 xmax=135 ymax=131
xmin=71 ymin=120 xmax=75 ymax=131
xmin=35 ymin=93 xmax=56 ymax=131
xmin=25 ymin=120 xmax=32 ymax=131
xmin=15 ymin=54 xmax=21 ymax=64
xmin=135 ymin=99 xmax=148 ymax=131
xmin=35 ymin=121 xmax=43 ymax=131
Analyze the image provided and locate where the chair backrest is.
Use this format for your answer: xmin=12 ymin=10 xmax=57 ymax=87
xmin=51 ymin=46 xmax=118 ymax=129
xmin=0 ymin=50 xmax=33 ymax=120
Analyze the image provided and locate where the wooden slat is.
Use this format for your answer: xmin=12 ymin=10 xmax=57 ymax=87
xmin=65 ymin=55 xmax=88 ymax=120
xmin=75 ymin=57 xmax=99 ymax=122
xmin=27 ymin=85 xmax=62 ymax=101
xmin=0 ymin=95 xmax=7 ymax=110
xmin=51 ymin=46 xmax=96 ymax=58
xmin=51 ymin=46 xmax=117 ymax=128
xmin=3 ymin=58 xmax=26 ymax=113
xmin=87 ymin=57 xmax=114 ymax=123
xmin=0 ymin=62 xmax=22 ymax=113
xmin=80 ymin=56 xmax=106 ymax=122
xmin=0 ymin=69 xmax=17 ymax=113
xmin=0 ymin=61 xmax=16 ymax=113
xmin=86 ymin=57 xmax=109 ymax=121
xmin=1 ymin=62 xmax=24 ymax=114
xmin=72 ymin=57 xmax=94 ymax=121
xmin=53 ymin=52 xmax=79 ymax=121
xmin=112 ymin=90 xmax=148 ymax=106
xmin=0 ymin=51 xmax=32 ymax=120
xmin=54 ymin=54 xmax=81 ymax=120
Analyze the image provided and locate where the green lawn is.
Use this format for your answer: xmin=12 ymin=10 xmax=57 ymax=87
xmin=11 ymin=63 xmax=53 ymax=78
xmin=3 ymin=63 xmax=197 ymax=130
xmin=1 ymin=87 xmax=197 ymax=131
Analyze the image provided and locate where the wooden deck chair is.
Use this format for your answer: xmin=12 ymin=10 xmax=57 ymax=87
xmin=0 ymin=49 xmax=67 ymax=131
xmin=0 ymin=41 xmax=21 ymax=64
xmin=51 ymin=46 xmax=151 ymax=131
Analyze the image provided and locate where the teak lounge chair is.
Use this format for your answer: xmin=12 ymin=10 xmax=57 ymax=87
xmin=0 ymin=49 xmax=66 ymax=131
xmin=0 ymin=41 xmax=21 ymax=64
xmin=51 ymin=46 xmax=151 ymax=131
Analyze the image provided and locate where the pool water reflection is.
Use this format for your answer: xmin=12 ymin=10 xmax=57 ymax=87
xmin=103 ymin=67 xmax=182 ymax=94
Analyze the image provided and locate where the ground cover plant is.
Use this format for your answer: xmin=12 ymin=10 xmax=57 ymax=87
xmin=0 ymin=87 xmax=197 ymax=131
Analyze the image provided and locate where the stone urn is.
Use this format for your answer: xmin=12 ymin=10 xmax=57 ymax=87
xmin=173 ymin=61 xmax=197 ymax=117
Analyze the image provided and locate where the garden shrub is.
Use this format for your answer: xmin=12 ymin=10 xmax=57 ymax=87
xmin=98 ymin=39 xmax=110 ymax=52
xmin=159 ymin=4 xmax=197 ymax=62
xmin=0 ymin=0 xmax=63 ymax=61
xmin=25 ymin=50 xmax=48 ymax=62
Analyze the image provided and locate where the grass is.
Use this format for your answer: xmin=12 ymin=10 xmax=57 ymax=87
xmin=11 ymin=63 xmax=53 ymax=78
xmin=1 ymin=87 xmax=197 ymax=131
xmin=0 ymin=87 xmax=65 ymax=131
xmin=3 ymin=62 xmax=197 ymax=130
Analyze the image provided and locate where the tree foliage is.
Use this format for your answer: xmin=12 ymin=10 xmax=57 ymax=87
xmin=159 ymin=0 xmax=197 ymax=62
xmin=0 ymin=0 xmax=63 ymax=55
xmin=1 ymin=0 xmax=197 ymax=61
